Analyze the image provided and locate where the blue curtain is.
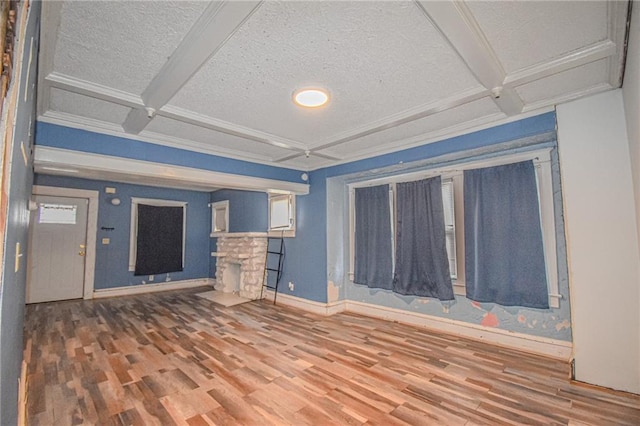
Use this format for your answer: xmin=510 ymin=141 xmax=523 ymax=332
xmin=393 ymin=177 xmax=454 ymax=300
xmin=135 ymin=204 xmax=184 ymax=276
xmin=354 ymin=185 xmax=393 ymax=289
xmin=464 ymin=160 xmax=549 ymax=309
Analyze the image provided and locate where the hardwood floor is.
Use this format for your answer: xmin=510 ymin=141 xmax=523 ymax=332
xmin=24 ymin=287 xmax=639 ymax=425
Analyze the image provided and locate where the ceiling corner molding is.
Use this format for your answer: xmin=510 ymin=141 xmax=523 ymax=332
xmin=310 ymin=107 xmax=554 ymax=171
xmin=46 ymin=72 xmax=144 ymax=108
xmin=39 ymin=110 xmax=126 ymax=134
xmin=285 ymin=87 xmax=488 ymax=163
xmin=503 ymin=40 xmax=617 ymax=88
xmin=38 ymin=110 xmax=305 ymax=171
xmin=521 ymin=83 xmax=613 ymax=113
xmin=606 ymin=0 xmax=630 ymax=87
xmin=34 ymin=146 xmax=310 ymax=195
xmin=36 ymin=0 xmax=64 ymax=116
xmin=414 ymin=0 xmax=523 ymax=116
xmin=122 ymin=0 xmax=263 ymax=134
xmin=159 ymin=105 xmax=308 ymax=152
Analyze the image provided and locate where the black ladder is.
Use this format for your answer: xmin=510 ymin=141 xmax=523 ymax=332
xmin=261 ymin=237 xmax=285 ymax=304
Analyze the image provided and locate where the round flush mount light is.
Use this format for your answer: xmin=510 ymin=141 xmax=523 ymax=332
xmin=293 ymin=88 xmax=329 ymax=108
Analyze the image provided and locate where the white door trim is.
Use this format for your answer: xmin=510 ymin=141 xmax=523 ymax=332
xmin=32 ymin=185 xmax=98 ymax=299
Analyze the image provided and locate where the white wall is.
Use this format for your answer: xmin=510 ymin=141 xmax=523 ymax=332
xmin=557 ymin=89 xmax=640 ymax=394
xmin=623 ymin=3 xmax=640 ymax=254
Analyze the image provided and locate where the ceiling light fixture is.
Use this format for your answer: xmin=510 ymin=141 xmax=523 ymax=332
xmin=293 ymin=88 xmax=329 ymax=108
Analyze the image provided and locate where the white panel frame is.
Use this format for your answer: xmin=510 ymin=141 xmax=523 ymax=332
xmin=129 ymin=197 xmax=188 ymax=272
xmin=210 ymin=200 xmax=230 ymax=236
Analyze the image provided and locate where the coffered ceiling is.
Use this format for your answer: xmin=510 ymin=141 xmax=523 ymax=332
xmin=37 ymin=1 xmax=630 ymax=171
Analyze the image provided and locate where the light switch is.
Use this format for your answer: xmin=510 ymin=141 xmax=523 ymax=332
xmin=102 ymin=238 xmax=110 ymax=245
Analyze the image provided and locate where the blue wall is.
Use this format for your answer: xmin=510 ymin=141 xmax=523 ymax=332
xmin=210 ymin=189 xmax=267 ymax=233
xmin=280 ymin=112 xmax=557 ymax=304
xmin=34 ymin=175 xmax=210 ymax=289
xmin=36 ymin=122 xmax=307 ymax=184
xmin=0 ymin=2 xmax=41 ymax=424
xmin=275 ymin=111 xmax=571 ymax=342
xmin=32 ymin=111 xmax=569 ymax=345
xmin=208 ymin=189 xmax=268 ymax=276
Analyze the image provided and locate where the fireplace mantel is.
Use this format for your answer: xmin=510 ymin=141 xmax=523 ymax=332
xmin=214 ymin=235 xmax=267 ymax=299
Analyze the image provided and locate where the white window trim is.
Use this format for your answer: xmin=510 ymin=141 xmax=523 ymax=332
xmin=268 ymin=193 xmax=296 ymax=237
xmin=210 ymin=200 xmax=230 ymax=236
xmin=348 ymin=148 xmax=561 ymax=308
xmin=128 ymin=197 xmax=187 ymax=272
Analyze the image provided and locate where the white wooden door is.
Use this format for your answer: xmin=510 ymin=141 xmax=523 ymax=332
xmin=26 ymin=195 xmax=88 ymax=303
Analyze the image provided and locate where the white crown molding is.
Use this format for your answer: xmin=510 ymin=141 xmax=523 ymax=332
xmin=42 ymin=72 xmax=311 ymax=157
xmin=123 ymin=1 xmax=263 ymax=134
xmin=40 ymin=110 xmax=126 ymax=133
xmin=312 ymin=107 xmax=555 ymax=170
xmin=504 ymin=40 xmax=617 ymax=87
xmin=34 ymin=146 xmax=310 ymax=195
xmin=36 ymin=1 xmax=64 ymax=117
xmin=276 ymin=86 xmax=489 ymax=163
xmin=46 ymin=72 xmax=144 ymax=108
xmin=159 ymin=104 xmax=308 ymax=151
xmin=521 ymin=83 xmax=613 ymax=113
xmin=38 ymin=110 xmax=304 ymax=170
xmin=317 ymin=112 xmax=507 ymax=164
xmin=606 ymin=0 xmax=629 ymax=87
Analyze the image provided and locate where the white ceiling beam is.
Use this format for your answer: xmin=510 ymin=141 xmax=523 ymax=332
xmin=34 ymin=146 xmax=310 ymax=195
xmin=122 ymin=1 xmax=263 ymax=134
xmin=43 ymin=73 xmax=309 ymax=155
xmin=414 ymin=0 xmax=523 ymax=116
xmin=39 ymin=110 xmax=302 ymax=169
xmin=275 ymin=87 xmax=487 ymax=163
xmin=159 ymin=105 xmax=308 ymax=151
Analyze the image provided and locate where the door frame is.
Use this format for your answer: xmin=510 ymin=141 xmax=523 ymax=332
xmin=31 ymin=185 xmax=99 ymax=299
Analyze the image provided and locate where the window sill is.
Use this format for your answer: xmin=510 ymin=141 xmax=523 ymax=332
xmin=268 ymin=229 xmax=296 ymax=238
xmin=453 ymin=282 xmax=466 ymax=296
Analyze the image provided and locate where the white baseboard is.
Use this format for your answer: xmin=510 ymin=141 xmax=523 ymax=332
xmin=264 ymin=290 xmax=347 ymax=316
xmin=345 ymin=300 xmax=572 ymax=360
xmin=93 ymin=278 xmax=214 ymax=299
xmin=265 ymin=291 xmax=572 ymax=360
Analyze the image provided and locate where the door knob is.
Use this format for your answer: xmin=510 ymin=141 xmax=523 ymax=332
xmin=78 ymin=251 xmax=85 ymax=256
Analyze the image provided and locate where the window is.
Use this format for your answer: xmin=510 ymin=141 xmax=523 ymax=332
xmin=129 ymin=198 xmax=187 ymax=274
xmin=350 ymin=179 xmax=458 ymax=280
xmin=210 ymin=200 xmax=229 ymax=235
xmin=441 ymin=179 xmax=456 ymax=279
xmin=268 ymin=193 xmax=295 ymax=236
xmin=349 ymin=148 xmax=560 ymax=308
xmin=38 ymin=203 xmax=77 ymax=224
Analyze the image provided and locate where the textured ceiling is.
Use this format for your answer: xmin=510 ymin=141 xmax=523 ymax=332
xmin=37 ymin=0 xmax=630 ymax=175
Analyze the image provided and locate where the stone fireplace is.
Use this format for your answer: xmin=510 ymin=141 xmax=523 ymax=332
xmin=213 ymin=233 xmax=267 ymax=300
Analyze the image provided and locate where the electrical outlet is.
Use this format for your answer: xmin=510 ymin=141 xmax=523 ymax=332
xmin=149 ymin=275 xmax=154 ymax=282
xmin=288 ymin=281 xmax=294 ymax=291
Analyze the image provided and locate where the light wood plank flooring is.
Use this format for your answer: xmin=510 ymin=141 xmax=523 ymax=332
xmin=24 ymin=287 xmax=640 ymax=425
